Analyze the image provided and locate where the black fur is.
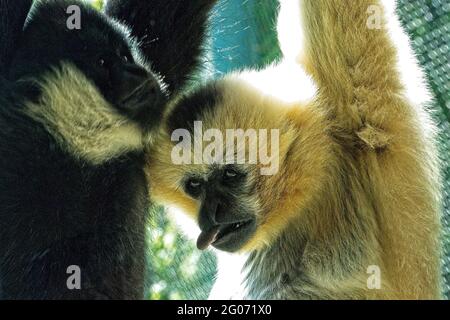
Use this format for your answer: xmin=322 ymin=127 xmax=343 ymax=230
xmin=0 ymin=0 xmax=215 ymax=299
xmin=105 ymin=0 xmax=218 ymax=95
xmin=167 ymin=82 xmax=222 ymax=133
xmin=0 ymin=0 xmax=33 ymax=75
xmin=0 ymin=89 xmax=148 ymax=298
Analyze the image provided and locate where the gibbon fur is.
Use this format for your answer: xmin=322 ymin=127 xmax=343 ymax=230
xmin=146 ymin=0 xmax=442 ymax=299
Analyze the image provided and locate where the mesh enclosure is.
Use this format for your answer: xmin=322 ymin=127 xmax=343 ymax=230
xmin=396 ymin=0 xmax=450 ymax=298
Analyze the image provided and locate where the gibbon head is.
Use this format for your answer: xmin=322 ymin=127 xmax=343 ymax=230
xmin=147 ymin=73 xmax=332 ymax=253
xmin=9 ymin=0 xmax=167 ymax=163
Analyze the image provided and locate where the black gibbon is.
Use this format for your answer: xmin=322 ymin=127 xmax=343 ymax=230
xmin=146 ymin=0 xmax=442 ymax=299
xmin=0 ymin=0 xmax=216 ymax=299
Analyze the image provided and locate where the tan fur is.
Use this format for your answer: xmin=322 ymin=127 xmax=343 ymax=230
xmin=26 ymin=63 xmax=145 ymax=164
xmin=146 ymin=0 xmax=442 ymax=299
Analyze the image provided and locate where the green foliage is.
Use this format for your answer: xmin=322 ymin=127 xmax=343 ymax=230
xmin=90 ymin=0 xmax=104 ymax=11
xmin=146 ymin=208 xmax=216 ymax=300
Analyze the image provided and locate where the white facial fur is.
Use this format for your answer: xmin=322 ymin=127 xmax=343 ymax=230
xmin=26 ymin=63 xmax=145 ymax=165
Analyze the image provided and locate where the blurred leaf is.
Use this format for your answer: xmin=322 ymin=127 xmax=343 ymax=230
xmin=91 ymin=0 xmax=104 ymax=10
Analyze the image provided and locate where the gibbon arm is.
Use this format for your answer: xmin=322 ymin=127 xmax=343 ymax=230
xmin=298 ymin=0 xmax=441 ymax=299
xmin=300 ymin=0 xmax=415 ymax=133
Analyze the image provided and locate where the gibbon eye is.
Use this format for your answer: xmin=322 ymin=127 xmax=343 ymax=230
xmin=121 ymin=55 xmax=129 ymax=63
xmin=98 ymin=58 xmax=107 ymax=68
xmin=185 ymin=178 xmax=203 ymax=197
xmin=189 ymin=179 xmax=202 ymax=188
xmin=224 ymin=168 xmax=238 ymax=179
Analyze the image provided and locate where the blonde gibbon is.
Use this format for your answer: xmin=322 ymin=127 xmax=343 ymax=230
xmin=145 ymin=0 xmax=442 ymax=299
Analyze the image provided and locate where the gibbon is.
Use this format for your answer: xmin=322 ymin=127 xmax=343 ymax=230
xmin=0 ymin=0 xmax=216 ymax=299
xmin=146 ymin=0 xmax=442 ymax=299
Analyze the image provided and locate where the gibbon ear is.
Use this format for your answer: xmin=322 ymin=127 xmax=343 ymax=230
xmin=0 ymin=0 xmax=33 ymax=75
xmin=105 ymin=0 xmax=218 ymax=95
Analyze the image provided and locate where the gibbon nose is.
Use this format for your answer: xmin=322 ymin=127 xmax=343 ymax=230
xmin=118 ymin=64 xmax=164 ymax=115
xmin=198 ymin=195 xmax=251 ymax=231
xmin=198 ymin=197 xmax=219 ymax=232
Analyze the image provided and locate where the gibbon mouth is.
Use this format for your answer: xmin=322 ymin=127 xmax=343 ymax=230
xmin=197 ymin=218 xmax=256 ymax=252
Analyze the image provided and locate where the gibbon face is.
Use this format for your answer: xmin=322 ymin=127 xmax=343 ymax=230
xmin=9 ymin=0 xmax=167 ymax=163
xmin=147 ymin=75 xmax=333 ymax=252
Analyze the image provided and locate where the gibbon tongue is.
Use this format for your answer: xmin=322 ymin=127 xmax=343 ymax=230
xmin=197 ymin=226 xmax=220 ymax=250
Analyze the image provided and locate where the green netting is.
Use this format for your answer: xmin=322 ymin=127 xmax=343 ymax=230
xmin=396 ymin=0 xmax=450 ymax=298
